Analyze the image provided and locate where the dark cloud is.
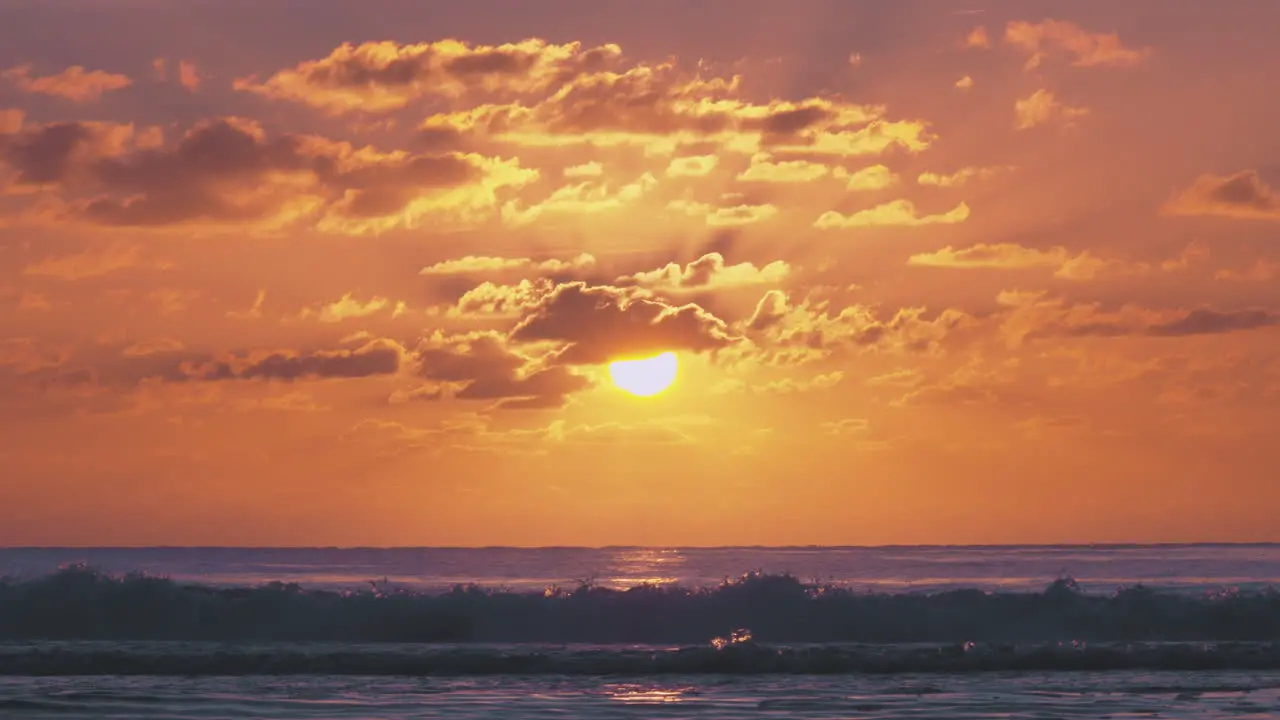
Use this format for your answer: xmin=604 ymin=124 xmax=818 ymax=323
xmin=510 ymin=282 xmax=738 ymax=364
xmin=416 ymin=333 xmax=592 ymax=409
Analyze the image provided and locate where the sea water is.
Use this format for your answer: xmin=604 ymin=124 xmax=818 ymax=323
xmin=1 ymin=544 xmax=1279 ymax=718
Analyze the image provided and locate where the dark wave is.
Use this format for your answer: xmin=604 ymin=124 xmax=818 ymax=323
xmin=5 ymin=641 xmax=1280 ymax=676
xmin=2 ymin=565 xmax=1279 ymax=644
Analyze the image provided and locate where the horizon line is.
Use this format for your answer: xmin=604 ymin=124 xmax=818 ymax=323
xmin=3 ymin=542 xmax=1279 ymax=551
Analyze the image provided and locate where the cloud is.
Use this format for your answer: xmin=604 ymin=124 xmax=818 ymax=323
xmin=665 ymin=154 xmax=718 ymax=177
xmin=22 ymin=242 xmax=150 ymax=280
xmin=814 ymin=199 xmax=969 ymax=228
xmin=742 ymin=289 xmax=971 ymax=363
xmin=917 ymin=166 xmax=1011 ymax=187
xmin=1162 ymin=170 xmax=1280 ymax=221
xmin=964 ymin=27 xmax=991 ymax=49
xmin=413 ymin=331 xmax=591 ymax=410
xmin=0 ymin=109 xmax=24 ymax=134
xmin=1 ymin=116 xmax=537 ymax=232
xmin=122 ymin=338 xmax=186 ymax=358
xmin=995 ymin=290 xmax=1280 ymax=346
xmin=955 ymin=75 xmax=974 ymax=90
xmin=501 ymin=172 xmax=655 ymax=226
xmin=418 ymin=52 xmax=930 ymax=158
xmin=1004 ymin=19 xmax=1151 ymax=70
xmin=2 ymin=64 xmax=132 ymax=102
xmin=562 ymin=161 xmax=602 ymax=178
xmin=736 ymin=153 xmax=830 ymax=182
xmin=178 ymin=60 xmax=201 ymax=92
xmin=235 ymin=38 xmax=625 ymax=114
xmin=822 ymin=417 xmax=869 ymax=435
xmin=1014 ymin=89 xmax=1089 ymax=130
xmin=617 ymin=252 xmax=790 ymax=293
xmin=444 ymin=279 xmax=557 ymax=319
xmin=755 ymin=370 xmax=843 ymax=394
xmin=509 ymin=281 xmax=738 ymax=364
xmin=420 ymin=253 xmax=595 ymax=276
xmin=843 ymin=163 xmax=897 ymax=190
xmin=185 ymin=339 xmax=408 ymax=382
xmin=1216 ymin=259 xmax=1280 ymax=283
xmin=0 ymin=119 xmax=157 ymax=189
xmin=296 ymin=293 xmax=392 ymax=323
xmin=906 ymin=242 xmax=1160 ymax=280
xmin=666 ymin=198 xmax=779 ymax=226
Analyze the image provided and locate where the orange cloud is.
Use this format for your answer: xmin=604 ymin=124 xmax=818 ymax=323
xmin=995 ymin=290 xmax=1279 ymax=347
xmin=418 ymin=52 xmax=928 ymax=158
xmin=178 ymin=60 xmax=201 ymax=92
xmin=509 ymin=282 xmax=739 ymax=364
xmin=1 ymin=116 xmax=537 ymax=232
xmin=736 ymin=153 xmax=831 ymax=182
xmin=420 ymin=253 xmax=596 ymax=276
xmin=842 ymin=163 xmax=897 ymax=190
xmin=296 ymin=293 xmax=393 ymax=323
xmin=665 ymin=154 xmax=718 ymax=177
xmin=905 ymin=242 xmax=1173 ymax=281
xmin=1216 ymin=259 xmax=1280 ymax=282
xmin=1004 ymin=19 xmax=1151 ymax=70
xmin=666 ymin=199 xmax=779 ymax=227
xmin=501 ymin=172 xmax=655 ymax=226
xmin=814 ymin=199 xmax=969 ymax=228
xmin=444 ymin=279 xmax=556 ymax=319
xmin=918 ymin=166 xmax=1011 ymax=187
xmin=235 ymin=38 xmax=625 ymax=114
xmin=22 ymin=242 xmax=149 ymax=280
xmin=954 ymin=75 xmax=974 ymax=90
xmin=617 ymin=252 xmax=790 ymax=293
xmin=2 ymin=64 xmax=132 ymax=102
xmin=742 ymin=289 xmax=971 ymax=364
xmin=1014 ymin=89 xmax=1088 ymax=130
xmin=1162 ymin=170 xmax=1280 ymax=221
xmin=964 ymin=27 xmax=991 ymax=49
xmin=413 ymin=332 xmax=591 ymax=410
xmin=0 ymin=109 xmax=23 ymax=134
xmin=562 ymin=161 xmax=602 ymax=178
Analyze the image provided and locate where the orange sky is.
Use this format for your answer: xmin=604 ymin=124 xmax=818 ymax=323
xmin=1 ymin=1 xmax=1278 ymax=546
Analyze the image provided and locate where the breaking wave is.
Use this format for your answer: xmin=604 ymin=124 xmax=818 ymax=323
xmin=2 ymin=565 xmax=1279 ymax=645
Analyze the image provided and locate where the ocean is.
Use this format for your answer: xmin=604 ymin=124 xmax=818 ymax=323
xmin=2 ymin=545 xmax=1279 ymax=718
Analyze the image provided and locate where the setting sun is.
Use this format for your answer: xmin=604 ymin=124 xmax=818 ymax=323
xmin=607 ymin=352 xmax=678 ymax=397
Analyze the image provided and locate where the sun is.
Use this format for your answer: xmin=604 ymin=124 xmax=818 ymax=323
xmin=607 ymin=352 xmax=678 ymax=397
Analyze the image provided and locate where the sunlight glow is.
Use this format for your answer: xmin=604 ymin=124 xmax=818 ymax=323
xmin=607 ymin=352 xmax=678 ymax=397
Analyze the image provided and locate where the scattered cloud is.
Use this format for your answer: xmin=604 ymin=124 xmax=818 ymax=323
xmin=618 ymin=252 xmax=790 ymax=293
xmin=1162 ymin=170 xmax=1280 ymax=221
xmin=1004 ymin=19 xmax=1151 ymax=70
xmin=814 ymin=199 xmax=969 ymax=228
xmin=1014 ymin=89 xmax=1089 ymax=129
xmin=2 ymin=64 xmax=132 ymax=102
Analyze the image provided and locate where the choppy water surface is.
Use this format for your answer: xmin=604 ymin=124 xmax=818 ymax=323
xmin=3 ymin=545 xmax=1280 ymax=718
xmin=3 ymin=672 xmax=1280 ymax=718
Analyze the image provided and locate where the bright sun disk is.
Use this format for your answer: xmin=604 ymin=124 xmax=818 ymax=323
xmin=607 ymin=351 xmax=678 ymax=397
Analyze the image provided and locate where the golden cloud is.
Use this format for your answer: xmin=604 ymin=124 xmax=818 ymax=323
xmin=617 ymin=252 xmax=790 ymax=293
xmin=665 ymin=154 xmax=718 ymax=177
xmin=666 ymin=198 xmax=779 ymax=226
xmin=736 ymin=153 xmax=831 ymax=182
xmin=235 ymin=38 xmax=625 ymax=114
xmin=814 ymin=199 xmax=969 ymax=228
xmin=955 ymin=75 xmax=974 ymax=90
xmin=417 ymin=50 xmax=929 ymax=158
xmin=2 ymin=64 xmax=132 ymax=102
xmin=0 ymin=116 xmax=537 ymax=232
xmin=1004 ymin=19 xmax=1151 ymax=70
xmin=501 ymin=172 xmax=656 ymax=226
xmin=1162 ymin=170 xmax=1280 ymax=221
xmin=1014 ymin=89 xmax=1089 ymax=130
xmin=420 ymin=253 xmax=596 ymax=276
xmin=509 ymin=281 xmax=739 ymax=364
xmin=917 ymin=165 xmax=1012 ymax=187
xmin=842 ymin=163 xmax=897 ymax=190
